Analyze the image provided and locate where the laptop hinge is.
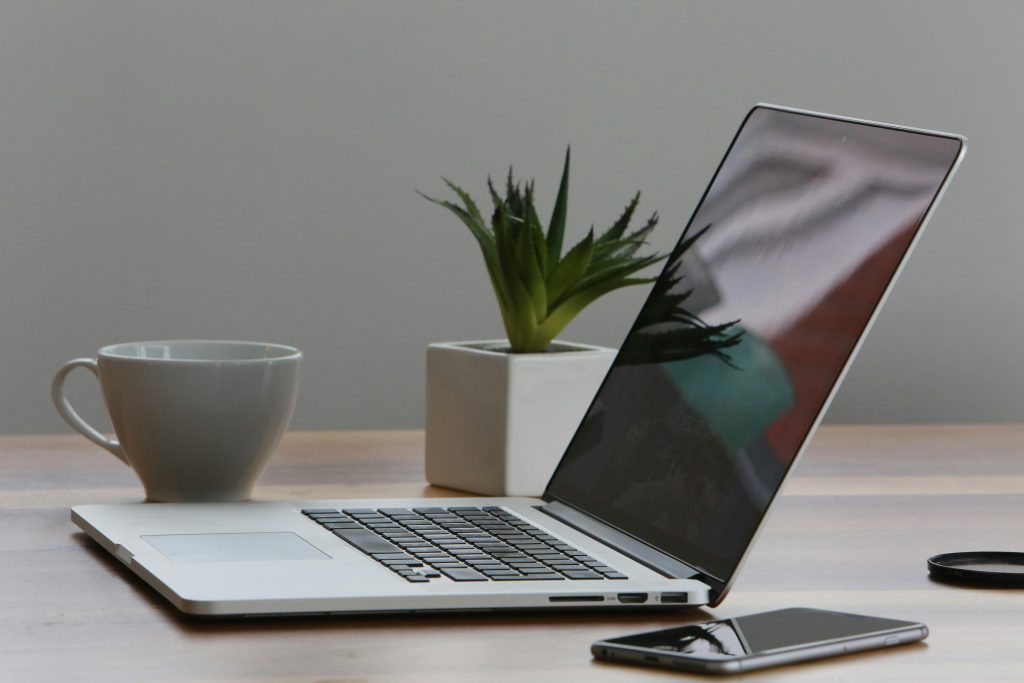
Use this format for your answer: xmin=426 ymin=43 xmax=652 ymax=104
xmin=538 ymin=501 xmax=702 ymax=580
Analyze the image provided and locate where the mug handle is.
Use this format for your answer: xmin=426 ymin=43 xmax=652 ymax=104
xmin=51 ymin=358 xmax=130 ymax=465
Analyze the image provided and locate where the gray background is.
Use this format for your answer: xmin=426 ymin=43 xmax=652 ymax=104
xmin=2 ymin=1 xmax=1020 ymax=435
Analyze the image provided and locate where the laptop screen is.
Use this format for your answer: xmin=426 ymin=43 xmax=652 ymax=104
xmin=545 ymin=106 xmax=963 ymax=584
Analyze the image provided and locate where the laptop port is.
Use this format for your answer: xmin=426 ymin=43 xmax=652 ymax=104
xmin=617 ymin=593 xmax=648 ymax=604
xmin=548 ymin=595 xmax=605 ymax=603
xmin=659 ymin=592 xmax=688 ymax=604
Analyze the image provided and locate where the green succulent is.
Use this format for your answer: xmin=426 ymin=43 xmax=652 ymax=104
xmin=418 ymin=148 xmax=666 ymax=353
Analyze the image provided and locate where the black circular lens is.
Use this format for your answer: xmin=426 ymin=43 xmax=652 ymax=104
xmin=928 ymin=551 xmax=1024 ymax=587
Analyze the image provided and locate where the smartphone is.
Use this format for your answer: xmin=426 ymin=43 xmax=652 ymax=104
xmin=592 ymin=607 xmax=928 ymax=675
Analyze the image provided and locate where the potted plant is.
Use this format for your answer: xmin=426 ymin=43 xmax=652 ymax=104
xmin=418 ymin=148 xmax=666 ymax=495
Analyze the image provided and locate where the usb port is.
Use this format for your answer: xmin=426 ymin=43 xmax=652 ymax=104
xmin=659 ymin=592 xmax=688 ymax=604
xmin=617 ymin=593 xmax=648 ymax=604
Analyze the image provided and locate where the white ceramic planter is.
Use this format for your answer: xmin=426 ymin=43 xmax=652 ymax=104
xmin=425 ymin=340 xmax=616 ymax=496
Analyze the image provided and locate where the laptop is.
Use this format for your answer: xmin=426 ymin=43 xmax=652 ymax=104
xmin=72 ymin=105 xmax=965 ymax=616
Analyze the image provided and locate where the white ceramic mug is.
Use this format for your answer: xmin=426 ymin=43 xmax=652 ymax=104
xmin=52 ymin=340 xmax=302 ymax=502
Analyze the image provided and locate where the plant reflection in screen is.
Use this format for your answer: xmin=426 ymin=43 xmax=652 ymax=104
xmin=617 ymin=223 xmax=743 ymax=367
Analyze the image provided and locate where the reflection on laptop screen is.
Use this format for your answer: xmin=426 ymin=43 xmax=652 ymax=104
xmin=545 ymin=106 xmax=963 ymax=583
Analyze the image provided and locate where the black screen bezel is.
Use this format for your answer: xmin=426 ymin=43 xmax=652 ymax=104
xmin=542 ymin=104 xmax=965 ymax=603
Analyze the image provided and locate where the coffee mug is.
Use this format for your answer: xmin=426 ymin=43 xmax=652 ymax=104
xmin=52 ymin=340 xmax=302 ymax=502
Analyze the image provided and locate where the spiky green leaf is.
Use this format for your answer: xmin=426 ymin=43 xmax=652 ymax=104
xmin=515 ymin=217 xmax=547 ymax=321
xmin=487 ymin=176 xmax=503 ymax=211
xmin=546 ymin=229 xmax=594 ymax=305
xmin=505 ymin=266 xmax=538 ymax=350
xmin=595 ymin=191 xmax=641 ymax=243
xmin=546 ymin=147 xmax=570 ymax=264
xmin=616 ymin=211 xmax=659 ymax=257
xmin=526 ymin=276 xmax=653 ymax=351
xmin=441 ymin=177 xmax=485 ymax=226
xmin=558 ymin=253 xmax=666 ymax=307
xmin=416 ymin=189 xmax=507 ymax=310
xmin=523 ymin=182 xmax=547 ymax=276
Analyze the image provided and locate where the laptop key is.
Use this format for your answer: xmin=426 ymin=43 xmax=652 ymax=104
xmin=438 ymin=567 xmax=487 ymax=581
xmin=301 ymin=509 xmax=338 ymax=515
xmin=333 ymin=529 xmax=401 ymax=555
xmin=604 ymin=572 xmax=629 ymax=579
xmin=381 ymin=559 xmax=423 ymax=567
xmin=550 ymin=565 xmax=588 ymax=573
xmin=372 ymin=553 xmax=417 ymax=562
xmin=390 ymin=539 xmax=422 ymax=547
xmin=405 ymin=575 xmax=431 ymax=583
xmin=563 ymin=570 xmax=602 ymax=580
xmin=316 ymin=520 xmax=359 ymax=528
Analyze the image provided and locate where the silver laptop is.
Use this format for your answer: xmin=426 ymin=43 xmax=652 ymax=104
xmin=72 ymin=105 xmax=965 ymax=616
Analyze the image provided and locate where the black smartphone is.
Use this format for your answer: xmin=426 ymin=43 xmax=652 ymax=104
xmin=592 ymin=607 xmax=928 ymax=675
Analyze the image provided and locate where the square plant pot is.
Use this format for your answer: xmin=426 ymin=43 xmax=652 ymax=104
xmin=425 ymin=340 xmax=616 ymax=496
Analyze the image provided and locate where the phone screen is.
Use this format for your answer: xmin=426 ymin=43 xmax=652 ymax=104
xmin=605 ymin=608 xmax=917 ymax=659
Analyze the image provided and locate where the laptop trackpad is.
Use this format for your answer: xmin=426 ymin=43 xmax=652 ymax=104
xmin=143 ymin=532 xmax=329 ymax=562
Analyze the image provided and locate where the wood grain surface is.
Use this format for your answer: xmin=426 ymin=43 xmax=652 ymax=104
xmin=2 ymin=426 xmax=1022 ymax=682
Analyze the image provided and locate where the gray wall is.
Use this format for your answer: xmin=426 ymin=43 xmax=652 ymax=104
xmin=2 ymin=1 xmax=1021 ymax=435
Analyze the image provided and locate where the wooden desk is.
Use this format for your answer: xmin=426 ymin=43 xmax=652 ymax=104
xmin=2 ymin=426 xmax=1022 ymax=682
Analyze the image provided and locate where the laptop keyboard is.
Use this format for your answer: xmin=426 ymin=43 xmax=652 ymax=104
xmin=302 ymin=506 xmax=628 ymax=583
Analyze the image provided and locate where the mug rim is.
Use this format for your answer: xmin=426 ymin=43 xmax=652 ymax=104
xmin=98 ymin=340 xmax=303 ymax=364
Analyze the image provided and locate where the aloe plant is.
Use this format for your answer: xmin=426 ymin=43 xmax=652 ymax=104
xmin=418 ymin=148 xmax=666 ymax=353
